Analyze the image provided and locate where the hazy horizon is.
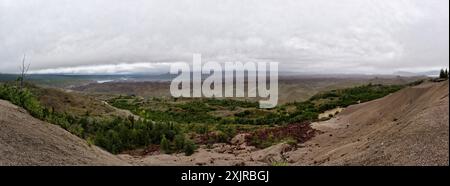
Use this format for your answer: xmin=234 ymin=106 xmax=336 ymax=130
xmin=1 ymin=0 xmax=449 ymax=74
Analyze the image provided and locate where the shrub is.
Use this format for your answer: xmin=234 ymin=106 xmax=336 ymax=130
xmin=214 ymin=131 xmax=229 ymax=143
xmin=173 ymin=134 xmax=186 ymax=151
xmin=183 ymin=139 xmax=196 ymax=156
xmin=160 ymin=135 xmax=170 ymax=154
xmin=86 ymin=137 xmax=95 ymax=147
xmin=0 ymin=84 xmax=43 ymax=118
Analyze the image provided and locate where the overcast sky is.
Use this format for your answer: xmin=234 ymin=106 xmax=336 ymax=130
xmin=0 ymin=0 xmax=448 ymax=74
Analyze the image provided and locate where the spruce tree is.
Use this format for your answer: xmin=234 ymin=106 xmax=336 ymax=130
xmin=160 ymin=135 xmax=170 ymax=154
xmin=439 ymin=69 xmax=445 ymax=78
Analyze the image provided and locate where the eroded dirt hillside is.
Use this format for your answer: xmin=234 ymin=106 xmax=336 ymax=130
xmin=289 ymin=81 xmax=449 ymax=165
xmin=0 ymin=100 xmax=129 ymax=166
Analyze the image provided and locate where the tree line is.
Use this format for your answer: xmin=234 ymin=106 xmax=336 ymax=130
xmin=0 ymin=83 xmax=196 ymax=155
xmin=439 ymin=68 xmax=449 ymax=79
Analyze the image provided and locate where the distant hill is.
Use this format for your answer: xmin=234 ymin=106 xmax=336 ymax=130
xmin=393 ymin=70 xmax=440 ymax=77
xmin=0 ymin=73 xmax=176 ymax=88
xmin=72 ymin=76 xmax=424 ymax=104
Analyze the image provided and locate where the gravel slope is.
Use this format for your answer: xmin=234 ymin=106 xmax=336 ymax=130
xmin=0 ymin=100 xmax=129 ymax=166
xmin=289 ymin=81 xmax=449 ymax=165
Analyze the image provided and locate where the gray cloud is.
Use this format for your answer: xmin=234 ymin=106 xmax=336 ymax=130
xmin=0 ymin=0 xmax=448 ymax=74
xmin=29 ymin=62 xmax=172 ymax=75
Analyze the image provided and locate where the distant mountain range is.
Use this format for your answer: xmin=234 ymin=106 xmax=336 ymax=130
xmin=0 ymin=71 xmax=438 ymax=88
xmin=393 ymin=70 xmax=440 ymax=77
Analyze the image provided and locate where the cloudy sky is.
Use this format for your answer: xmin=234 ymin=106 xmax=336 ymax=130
xmin=0 ymin=0 xmax=448 ymax=74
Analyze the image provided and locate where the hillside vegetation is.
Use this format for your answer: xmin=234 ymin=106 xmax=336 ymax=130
xmin=0 ymin=80 xmax=418 ymax=155
xmin=125 ymin=80 xmax=448 ymax=166
xmin=0 ymin=99 xmax=128 ymax=165
xmin=0 ymin=79 xmax=416 ymax=154
xmin=0 ymin=83 xmax=189 ymax=154
xmin=72 ymin=76 xmax=423 ymax=104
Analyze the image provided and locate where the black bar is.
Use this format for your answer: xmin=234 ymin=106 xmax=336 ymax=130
xmin=0 ymin=166 xmax=448 ymax=185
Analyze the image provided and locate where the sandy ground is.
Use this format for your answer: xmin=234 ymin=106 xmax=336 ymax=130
xmin=288 ymin=81 xmax=449 ymax=165
xmin=0 ymin=100 xmax=129 ymax=166
xmin=119 ymin=141 xmax=294 ymax=166
xmin=318 ymin=107 xmax=344 ymax=120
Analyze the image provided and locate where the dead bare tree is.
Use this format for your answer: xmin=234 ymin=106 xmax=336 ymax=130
xmin=18 ymin=54 xmax=30 ymax=89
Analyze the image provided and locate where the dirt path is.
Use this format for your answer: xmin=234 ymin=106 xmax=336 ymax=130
xmin=101 ymin=100 xmax=141 ymax=120
xmin=318 ymin=107 xmax=344 ymax=120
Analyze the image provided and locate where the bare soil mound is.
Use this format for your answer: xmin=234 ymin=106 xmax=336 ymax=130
xmin=289 ymin=81 xmax=449 ymax=165
xmin=0 ymin=100 xmax=129 ymax=166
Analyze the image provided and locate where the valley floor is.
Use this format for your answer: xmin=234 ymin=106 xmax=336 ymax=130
xmin=0 ymin=81 xmax=448 ymax=166
xmin=119 ymin=81 xmax=449 ymax=166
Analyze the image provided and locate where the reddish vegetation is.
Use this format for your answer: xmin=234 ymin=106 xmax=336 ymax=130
xmin=196 ymin=131 xmax=228 ymax=144
xmin=122 ymin=144 xmax=160 ymax=156
xmin=246 ymin=123 xmax=318 ymax=147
